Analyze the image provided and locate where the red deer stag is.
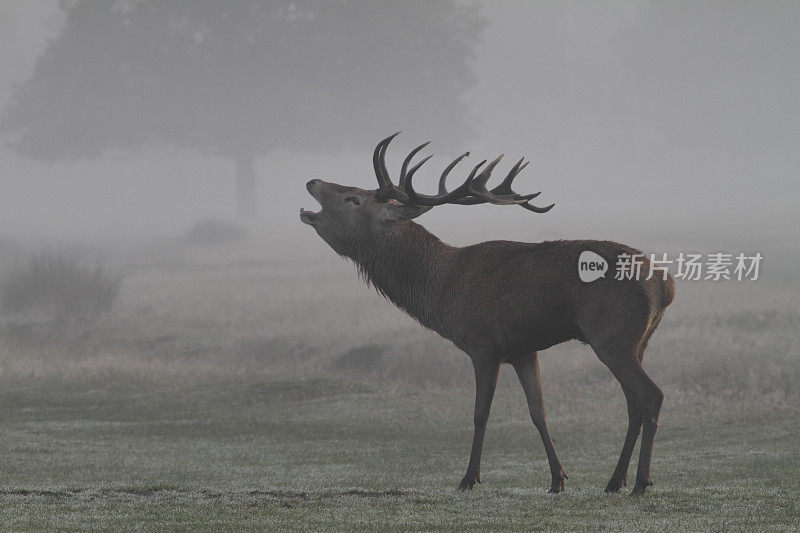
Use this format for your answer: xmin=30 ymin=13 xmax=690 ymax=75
xmin=300 ymin=133 xmax=675 ymax=495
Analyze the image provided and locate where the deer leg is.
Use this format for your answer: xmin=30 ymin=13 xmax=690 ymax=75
xmin=457 ymin=357 xmax=500 ymax=491
xmin=630 ymin=368 xmax=663 ymax=496
xmin=596 ymin=346 xmax=663 ymax=496
xmin=603 ymin=385 xmax=641 ymax=493
xmin=512 ymin=353 xmax=567 ymax=493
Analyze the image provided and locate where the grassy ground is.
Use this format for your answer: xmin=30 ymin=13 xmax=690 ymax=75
xmin=0 ymin=238 xmax=798 ymax=530
xmin=0 ymin=374 xmax=798 ymax=531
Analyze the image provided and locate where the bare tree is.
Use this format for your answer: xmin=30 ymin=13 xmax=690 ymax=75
xmin=301 ymin=134 xmax=675 ymax=495
xmin=2 ymin=1 xmax=484 ymax=217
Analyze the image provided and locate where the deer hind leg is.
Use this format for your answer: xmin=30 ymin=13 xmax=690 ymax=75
xmin=603 ymin=385 xmax=641 ymax=492
xmin=512 ymin=352 xmax=567 ymax=493
xmin=594 ymin=341 xmax=663 ymax=496
xmin=606 ymin=320 xmax=659 ymax=492
xmin=458 ymin=357 xmax=500 ymax=491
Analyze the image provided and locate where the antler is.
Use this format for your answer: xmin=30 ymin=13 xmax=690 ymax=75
xmin=372 ymin=133 xmax=554 ymax=212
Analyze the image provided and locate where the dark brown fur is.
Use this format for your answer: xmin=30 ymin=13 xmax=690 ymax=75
xmin=301 ymin=179 xmax=674 ymax=495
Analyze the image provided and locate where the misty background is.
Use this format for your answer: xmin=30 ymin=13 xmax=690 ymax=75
xmin=0 ymin=3 xmax=798 ymax=527
xmin=0 ymin=0 xmax=795 ymax=392
xmin=1 ymin=0 xmax=796 ymax=260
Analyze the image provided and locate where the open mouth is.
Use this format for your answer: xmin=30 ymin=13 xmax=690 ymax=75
xmin=299 ymin=206 xmax=320 ymax=225
xmin=300 ymin=188 xmax=322 ymax=225
xmin=301 ymin=180 xmax=324 ymax=225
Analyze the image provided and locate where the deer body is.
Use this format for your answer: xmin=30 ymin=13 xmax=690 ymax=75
xmin=360 ymin=223 xmax=667 ymax=358
xmin=301 ymin=134 xmax=674 ymax=496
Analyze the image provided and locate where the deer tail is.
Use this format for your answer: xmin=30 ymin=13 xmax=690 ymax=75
xmin=660 ymin=273 xmax=676 ymax=308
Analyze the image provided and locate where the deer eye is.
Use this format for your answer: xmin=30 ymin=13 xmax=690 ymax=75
xmin=344 ymin=196 xmax=361 ymax=205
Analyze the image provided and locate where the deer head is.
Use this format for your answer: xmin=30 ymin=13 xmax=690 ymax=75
xmin=300 ymin=132 xmax=554 ymax=257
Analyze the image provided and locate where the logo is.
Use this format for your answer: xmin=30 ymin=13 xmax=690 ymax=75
xmin=578 ymin=251 xmax=608 ymax=282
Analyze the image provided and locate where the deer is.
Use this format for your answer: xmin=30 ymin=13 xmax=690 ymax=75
xmin=300 ymin=133 xmax=675 ymax=496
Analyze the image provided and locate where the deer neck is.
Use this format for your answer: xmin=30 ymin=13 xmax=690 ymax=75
xmin=355 ymin=221 xmax=454 ymax=329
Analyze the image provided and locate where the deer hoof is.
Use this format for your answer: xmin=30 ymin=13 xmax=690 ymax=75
xmin=457 ymin=475 xmax=477 ymax=491
xmin=548 ymin=478 xmax=565 ymax=493
xmin=629 ymin=479 xmax=654 ymax=496
xmin=604 ymin=477 xmax=626 ymax=493
xmin=549 ymin=471 xmax=567 ymax=493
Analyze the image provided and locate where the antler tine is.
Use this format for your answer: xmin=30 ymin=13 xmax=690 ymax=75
xmin=468 ymin=155 xmax=530 ymax=205
xmin=521 ymin=201 xmax=555 ymax=213
xmin=489 ymin=159 xmax=538 ymax=199
xmin=373 ymin=132 xmax=400 ymax=194
xmin=373 ymin=132 xmax=412 ymax=202
xmin=438 ymin=152 xmax=470 ymax=195
xmin=443 ymin=160 xmax=490 ymax=205
xmin=515 ymin=192 xmax=543 ymax=201
xmin=402 ymin=154 xmax=433 ymax=204
xmin=491 ymin=158 xmax=527 ymax=195
xmin=469 ymin=154 xmax=503 ymax=191
xmin=404 ymin=153 xmax=434 ymax=191
xmin=487 ymin=157 xmax=554 ymax=210
xmin=399 ymin=142 xmax=431 ymax=188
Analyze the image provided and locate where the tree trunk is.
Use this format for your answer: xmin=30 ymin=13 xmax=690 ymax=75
xmin=235 ymin=153 xmax=257 ymax=218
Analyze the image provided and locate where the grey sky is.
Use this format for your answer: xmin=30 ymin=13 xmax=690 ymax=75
xmin=0 ymin=1 xmax=797 ymax=246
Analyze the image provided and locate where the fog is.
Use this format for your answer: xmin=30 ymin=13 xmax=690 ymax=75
xmin=1 ymin=1 xmax=796 ymax=252
xmin=1 ymin=3 xmax=799 ymax=526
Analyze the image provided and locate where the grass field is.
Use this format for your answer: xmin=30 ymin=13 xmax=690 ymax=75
xmin=1 ymin=237 xmax=798 ymax=530
xmin=1 ymin=375 xmax=798 ymax=530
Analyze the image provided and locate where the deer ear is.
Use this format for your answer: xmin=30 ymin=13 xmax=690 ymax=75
xmin=379 ymin=201 xmax=432 ymax=221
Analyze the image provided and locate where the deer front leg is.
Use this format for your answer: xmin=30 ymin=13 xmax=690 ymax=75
xmin=457 ymin=357 xmax=500 ymax=491
xmin=512 ymin=353 xmax=567 ymax=493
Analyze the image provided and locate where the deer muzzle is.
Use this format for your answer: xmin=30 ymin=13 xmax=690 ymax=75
xmin=300 ymin=179 xmax=323 ymax=225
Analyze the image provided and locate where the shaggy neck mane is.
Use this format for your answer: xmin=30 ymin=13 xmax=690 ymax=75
xmin=353 ymin=221 xmax=454 ymax=329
